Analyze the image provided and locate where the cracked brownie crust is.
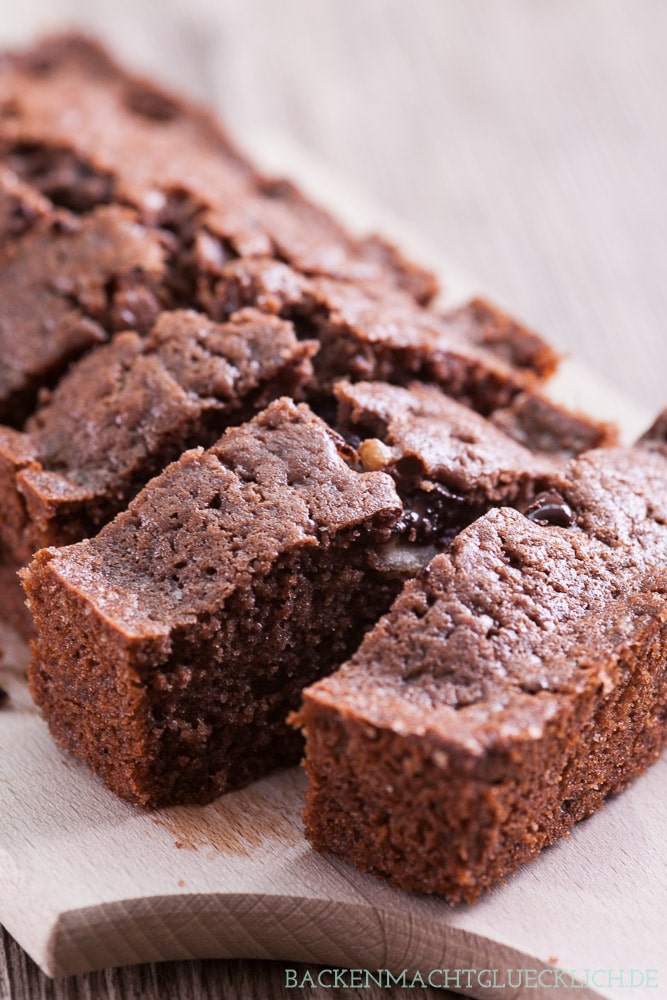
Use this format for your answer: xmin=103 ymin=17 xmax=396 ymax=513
xmin=0 ymin=205 xmax=167 ymax=424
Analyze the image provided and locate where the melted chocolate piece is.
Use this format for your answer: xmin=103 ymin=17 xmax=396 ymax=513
xmin=394 ymin=487 xmax=476 ymax=547
xmin=524 ymin=491 xmax=574 ymax=528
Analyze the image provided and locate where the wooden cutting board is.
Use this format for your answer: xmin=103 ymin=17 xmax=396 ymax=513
xmin=0 ymin=136 xmax=664 ymax=1000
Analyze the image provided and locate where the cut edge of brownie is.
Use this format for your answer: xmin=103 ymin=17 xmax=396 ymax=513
xmin=22 ymin=398 xmax=404 ymax=806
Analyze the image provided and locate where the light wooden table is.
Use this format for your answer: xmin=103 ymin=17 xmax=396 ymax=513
xmin=1 ymin=2 xmax=665 ymax=997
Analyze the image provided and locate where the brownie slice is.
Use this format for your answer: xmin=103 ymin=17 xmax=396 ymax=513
xmin=442 ymin=297 xmax=560 ymax=379
xmin=490 ymin=390 xmax=617 ymax=458
xmin=0 ymin=34 xmax=436 ymax=299
xmin=23 ymin=399 xmax=403 ymax=806
xmin=210 ymin=257 xmax=560 ymax=409
xmin=0 ymin=309 xmax=315 ymax=562
xmin=296 ymin=445 xmax=667 ymax=903
xmin=0 ymin=205 xmax=167 ymax=424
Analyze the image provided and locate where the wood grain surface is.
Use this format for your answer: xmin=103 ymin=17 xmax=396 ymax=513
xmin=1 ymin=2 xmax=666 ymax=998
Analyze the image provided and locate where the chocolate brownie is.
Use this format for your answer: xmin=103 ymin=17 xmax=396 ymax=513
xmin=210 ymin=257 xmax=559 ymax=410
xmin=22 ymin=372 xmax=595 ymax=806
xmin=0 ymin=205 xmax=167 ymax=425
xmin=490 ymin=390 xmax=617 ymax=458
xmin=443 ymin=297 xmax=560 ymax=379
xmin=0 ymin=309 xmax=315 ymax=561
xmin=0 ymin=34 xmax=436 ymax=299
xmin=295 ymin=444 xmax=667 ymax=903
xmin=23 ymin=399 xmax=404 ymax=806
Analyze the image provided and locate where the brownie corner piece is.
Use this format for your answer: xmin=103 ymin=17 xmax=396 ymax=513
xmin=23 ymin=398 xmax=403 ymax=807
xmin=448 ymin=296 xmax=560 ymax=380
xmin=295 ymin=448 xmax=667 ymax=903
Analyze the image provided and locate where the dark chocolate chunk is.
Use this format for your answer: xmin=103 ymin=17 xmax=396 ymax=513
xmin=523 ymin=491 xmax=574 ymax=528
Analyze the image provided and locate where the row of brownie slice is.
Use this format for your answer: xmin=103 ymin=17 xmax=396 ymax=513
xmin=0 ymin=33 xmax=589 ymax=627
xmin=21 ymin=391 xmax=667 ymax=859
xmin=0 ymin=34 xmax=611 ymax=565
xmin=22 ymin=384 xmax=561 ymax=805
xmin=4 ymin=34 xmax=664 ymax=908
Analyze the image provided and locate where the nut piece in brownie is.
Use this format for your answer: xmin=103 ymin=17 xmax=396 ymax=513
xmin=0 ymin=309 xmax=315 ymax=562
xmin=333 ymin=379 xmax=557 ymax=570
xmin=0 ymin=34 xmax=436 ymax=299
xmin=23 ymin=399 xmax=403 ymax=806
xmin=295 ymin=444 xmax=667 ymax=903
xmin=0 ymin=205 xmax=167 ymax=425
xmin=210 ymin=257 xmax=560 ymax=409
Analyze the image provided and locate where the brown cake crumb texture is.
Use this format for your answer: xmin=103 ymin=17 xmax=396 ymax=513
xmin=0 ymin=31 xmax=593 ymax=575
